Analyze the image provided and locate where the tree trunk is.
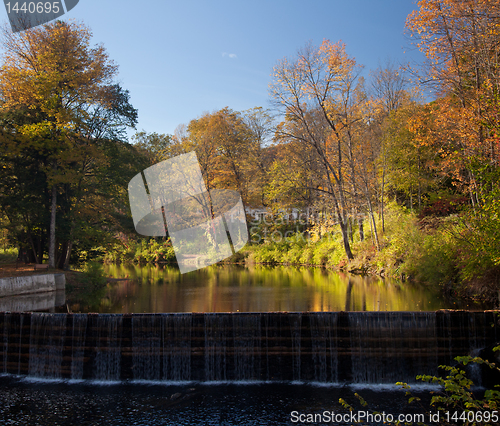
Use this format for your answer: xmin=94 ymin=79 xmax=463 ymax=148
xmin=368 ymin=199 xmax=380 ymax=251
xmin=58 ymin=240 xmax=70 ymax=269
xmin=63 ymin=240 xmax=74 ymax=269
xmin=339 ymin=219 xmax=354 ymax=260
xmin=63 ymin=217 xmax=77 ymax=269
xmin=380 ymin=167 xmax=386 ymax=232
xmin=26 ymin=229 xmax=39 ymax=264
xmin=358 ymin=216 xmax=364 ymax=242
xmin=417 ymin=154 xmax=422 ymax=210
xmin=348 ymin=213 xmax=354 ymax=243
xmin=48 ymin=184 xmax=57 ymax=269
xmin=37 ymin=236 xmax=43 ymax=265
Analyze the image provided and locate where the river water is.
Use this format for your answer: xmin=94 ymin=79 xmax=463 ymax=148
xmin=61 ymin=263 xmax=481 ymax=313
xmin=1 ymin=264 xmax=492 ymax=425
xmin=0 ymin=375 xmax=438 ymax=426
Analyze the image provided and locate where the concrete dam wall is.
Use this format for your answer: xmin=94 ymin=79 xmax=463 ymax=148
xmin=0 ymin=311 xmax=498 ymax=384
xmin=0 ymin=273 xmax=65 ymax=297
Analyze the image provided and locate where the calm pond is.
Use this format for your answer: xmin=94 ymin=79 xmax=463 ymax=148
xmin=62 ymin=264 xmax=480 ymax=313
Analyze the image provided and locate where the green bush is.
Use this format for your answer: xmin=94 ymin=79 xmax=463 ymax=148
xmin=341 ymin=346 xmax=500 ymax=426
xmin=103 ymin=238 xmax=177 ymax=265
xmin=79 ymin=261 xmax=108 ymax=290
xmin=457 ymin=200 xmax=500 ymax=283
xmin=282 ymin=243 xmax=306 ymax=264
xmin=0 ymin=247 xmax=17 ymax=263
xmin=311 ymin=236 xmax=338 ymax=265
xmin=399 ymin=224 xmax=459 ymax=287
xmin=403 ymin=347 xmax=500 ymax=426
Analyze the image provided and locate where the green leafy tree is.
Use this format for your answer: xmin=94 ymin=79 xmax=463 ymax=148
xmin=0 ymin=21 xmax=141 ymax=267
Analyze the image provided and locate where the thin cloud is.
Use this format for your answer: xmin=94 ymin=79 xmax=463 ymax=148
xmin=222 ymin=52 xmax=237 ymax=59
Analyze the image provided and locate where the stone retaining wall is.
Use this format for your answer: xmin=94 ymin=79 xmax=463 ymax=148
xmin=0 ymin=274 xmax=65 ymax=297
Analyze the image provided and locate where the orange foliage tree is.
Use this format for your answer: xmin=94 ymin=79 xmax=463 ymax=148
xmin=269 ymin=40 xmax=375 ymax=260
xmin=406 ymin=0 xmax=500 ymax=206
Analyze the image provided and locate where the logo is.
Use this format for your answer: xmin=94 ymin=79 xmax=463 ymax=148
xmin=4 ymin=1 xmax=79 ymax=33
xmin=128 ymin=151 xmax=249 ymax=273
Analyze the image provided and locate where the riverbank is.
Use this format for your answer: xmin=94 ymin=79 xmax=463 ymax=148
xmin=94 ymin=203 xmax=499 ymax=307
xmin=239 ymin=205 xmax=500 ymax=308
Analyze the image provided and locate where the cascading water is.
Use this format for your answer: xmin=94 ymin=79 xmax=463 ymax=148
xmin=130 ymin=314 xmax=193 ymax=381
xmin=348 ymin=312 xmax=439 ymax=384
xmin=231 ymin=313 xmax=261 ymax=381
xmin=204 ymin=313 xmax=230 ymax=381
xmin=91 ymin=314 xmax=122 ymax=381
xmin=164 ymin=313 xmax=192 ymax=381
xmin=2 ymin=311 xmax=10 ymax=374
xmin=70 ymin=313 xmax=87 ymax=380
xmin=132 ymin=314 xmax=162 ymax=381
xmin=0 ymin=311 xmax=497 ymax=384
xmin=309 ymin=312 xmax=338 ymax=383
xmin=28 ymin=313 xmax=66 ymax=378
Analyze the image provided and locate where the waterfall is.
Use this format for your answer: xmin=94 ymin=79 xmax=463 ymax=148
xmin=2 ymin=312 xmax=9 ymax=374
xmin=163 ymin=314 xmax=192 ymax=381
xmin=91 ymin=314 xmax=122 ymax=381
xmin=17 ymin=314 xmax=24 ymax=375
xmin=309 ymin=312 xmax=338 ymax=382
xmin=70 ymin=314 xmax=87 ymax=380
xmin=232 ymin=314 xmax=261 ymax=381
xmin=0 ymin=311 xmax=498 ymax=384
xmin=289 ymin=313 xmax=302 ymax=381
xmin=28 ymin=313 xmax=66 ymax=378
xmin=132 ymin=314 xmax=161 ymax=381
xmin=348 ymin=312 xmax=438 ymax=383
xmin=204 ymin=313 xmax=230 ymax=381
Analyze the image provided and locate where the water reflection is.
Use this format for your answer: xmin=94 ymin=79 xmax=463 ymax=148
xmin=0 ymin=290 xmax=66 ymax=312
xmin=62 ymin=264 xmax=471 ymax=313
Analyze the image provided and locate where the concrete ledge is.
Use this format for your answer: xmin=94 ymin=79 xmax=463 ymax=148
xmin=54 ymin=274 xmax=66 ymax=291
xmin=0 ymin=274 xmax=66 ymax=298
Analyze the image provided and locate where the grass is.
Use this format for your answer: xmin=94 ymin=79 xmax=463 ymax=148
xmin=0 ymin=247 xmax=17 ymax=264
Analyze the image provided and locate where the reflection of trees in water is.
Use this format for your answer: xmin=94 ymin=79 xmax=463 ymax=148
xmin=88 ymin=264 xmax=456 ymax=313
xmin=345 ymin=279 xmax=353 ymax=311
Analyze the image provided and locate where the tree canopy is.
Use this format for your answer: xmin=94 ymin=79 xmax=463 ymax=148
xmin=0 ymin=21 xmax=145 ymax=267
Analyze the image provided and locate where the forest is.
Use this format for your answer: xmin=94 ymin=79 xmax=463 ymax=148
xmin=0 ymin=0 xmax=499 ymax=304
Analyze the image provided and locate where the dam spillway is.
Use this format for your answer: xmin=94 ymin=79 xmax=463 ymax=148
xmin=1 ymin=311 xmax=498 ymax=384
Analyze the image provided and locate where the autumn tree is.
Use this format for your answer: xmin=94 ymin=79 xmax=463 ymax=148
xmin=241 ymin=107 xmax=275 ymax=207
xmin=368 ymin=62 xmax=420 ymax=229
xmin=0 ymin=21 xmax=140 ymax=267
xmin=167 ymin=107 xmax=269 ymax=208
xmin=270 ymin=40 xmax=373 ymax=260
xmin=406 ymin=0 xmax=500 ymax=204
xmin=132 ymin=131 xmax=174 ymax=165
xmin=382 ymin=101 xmax=443 ymax=210
xmin=265 ymin=129 xmax=322 ymax=212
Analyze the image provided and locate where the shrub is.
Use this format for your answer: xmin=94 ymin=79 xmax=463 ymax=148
xmin=78 ymin=261 xmax=108 ymax=290
xmin=405 ymin=346 xmax=500 ymax=426
xmin=0 ymin=247 xmax=18 ymax=263
xmin=341 ymin=346 xmax=500 ymax=426
xmin=104 ymin=238 xmax=177 ymax=265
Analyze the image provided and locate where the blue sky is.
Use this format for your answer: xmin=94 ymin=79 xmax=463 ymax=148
xmin=2 ymin=0 xmax=424 ymax=138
